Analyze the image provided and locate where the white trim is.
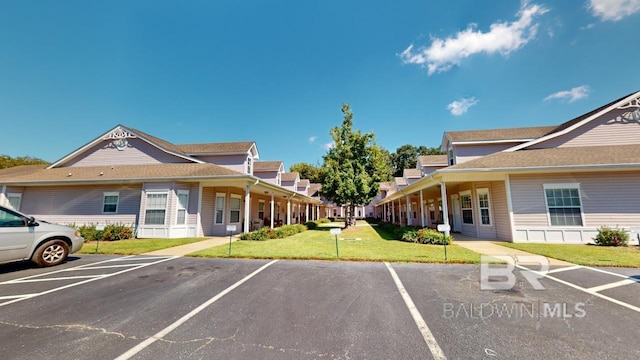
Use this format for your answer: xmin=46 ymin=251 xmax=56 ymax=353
xmin=102 ymin=191 xmax=119 ymax=214
xmin=144 ymin=191 xmax=169 ymax=225
xmin=459 ymin=190 xmax=473 ymax=225
xmin=505 ymin=175 xmax=516 ymax=242
xmin=506 ymin=90 xmax=640 ymax=152
xmin=542 ymin=183 xmax=585 ymax=227
xmin=476 ymin=188 xmax=491 ymax=226
xmin=229 ymin=194 xmax=242 ymax=224
xmin=175 ymin=190 xmax=189 ymax=225
xmin=197 ymin=184 xmax=203 ymax=236
xmin=214 ymin=193 xmax=226 ymax=225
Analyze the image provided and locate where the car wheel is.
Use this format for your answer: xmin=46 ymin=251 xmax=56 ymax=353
xmin=32 ymin=240 xmax=69 ymax=267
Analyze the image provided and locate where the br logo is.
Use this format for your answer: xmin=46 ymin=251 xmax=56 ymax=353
xmin=480 ymin=255 xmax=549 ymax=290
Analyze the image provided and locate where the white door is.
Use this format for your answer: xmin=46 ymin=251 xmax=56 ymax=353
xmin=452 ymin=196 xmax=462 ymax=233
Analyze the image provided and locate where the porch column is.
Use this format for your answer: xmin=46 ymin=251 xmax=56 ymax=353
xmin=305 ymin=203 xmax=309 ymax=223
xmin=196 ymin=184 xmax=203 ymax=237
xmin=316 ymin=205 xmax=320 ymax=220
xmin=270 ymin=194 xmax=275 ymax=229
xmin=391 ymin=201 xmax=395 ymax=223
xmin=420 ymin=190 xmax=425 ymax=228
xmin=406 ymin=195 xmax=412 ymax=226
xmin=244 ymin=185 xmax=251 ymax=233
xmin=287 ymin=198 xmax=291 ymax=225
xmin=397 ymin=200 xmax=401 ymax=225
xmin=298 ymin=202 xmax=301 ymax=223
xmin=440 ymin=182 xmax=450 ymax=237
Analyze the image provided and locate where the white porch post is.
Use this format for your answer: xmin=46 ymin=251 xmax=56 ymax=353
xmin=297 ymin=202 xmax=301 ymax=223
xmin=305 ymin=203 xmax=309 ymax=223
xmin=440 ymin=182 xmax=450 ymax=237
xmin=316 ymin=205 xmax=320 ymax=220
xmin=197 ymin=184 xmax=203 ymax=237
xmin=244 ymin=185 xmax=251 ymax=233
xmin=397 ymin=200 xmax=401 ymax=225
xmin=391 ymin=201 xmax=395 ymax=223
xmin=287 ymin=198 xmax=291 ymax=225
xmin=420 ymin=190 xmax=425 ymax=228
xmin=406 ymin=195 xmax=412 ymax=226
xmin=270 ymin=194 xmax=275 ymax=229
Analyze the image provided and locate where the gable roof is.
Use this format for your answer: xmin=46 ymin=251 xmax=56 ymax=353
xmin=444 ymin=126 xmax=556 ymax=146
xmin=281 ymin=172 xmax=300 ymax=182
xmin=507 ymin=90 xmax=640 ymax=151
xmin=441 ymin=144 xmax=640 ymax=172
xmin=178 ymin=141 xmax=257 ymax=155
xmin=394 ymin=177 xmax=407 ymax=186
xmin=308 ymin=183 xmax=322 ymax=196
xmin=418 ymin=155 xmax=448 ymax=166
xmin=403 ymin=168 xmax=421 ymax=178
xmin=254 ymin=161 xmax=284 ymax=171
xmin=298 ymin=179 xmax=310 ymax=187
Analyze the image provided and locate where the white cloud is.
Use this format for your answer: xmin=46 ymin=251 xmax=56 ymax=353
xmin=544 ymin=86 xmax=590 ymax=103
xmin=323 ymin=142 xmax=335 ymax=150
xmin=448 ymin=97 xmax=479 ymax=116
xmin=308 ymin=136 xmax=317 ymax=143
xmin=399 ymin=3 xmax=549 ymax=75
xmin=588 ymin=0 xmax=640 ymax=21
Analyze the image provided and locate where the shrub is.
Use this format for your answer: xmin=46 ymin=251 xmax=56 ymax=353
xmin=393 ymin=226 xmax=418 ymax=240
xmin=316 ymin=218 xmax=331 ymax=224
xmin=304 ymin=221 xmax=318 ymax=230
xmin=101 ymin=223 xmax=134 ymax=241
xmin=75 ymin=223 xmax=103 ymax=242
xmin=240 ymin=224 xmax=307 ymax=241
xmin=417 ymin=228 xmax=453 ymax=245
xmin=593 ymin=226 xmax=629 ymax=246
xmin=401 ymin=230 xmax=419 ymax=243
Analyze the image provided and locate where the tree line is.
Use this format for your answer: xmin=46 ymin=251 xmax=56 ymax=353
xmin=0 ymin=155 xmax=49 ymax=170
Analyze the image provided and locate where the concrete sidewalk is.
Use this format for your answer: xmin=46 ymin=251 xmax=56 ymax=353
xmin=143 ymin=236 xmax=239 ymax=256
xmin=455 ymin=240 xmax=573 ymax=266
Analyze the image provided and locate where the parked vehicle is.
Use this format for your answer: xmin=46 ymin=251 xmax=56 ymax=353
xmin=0 ymin=205 xmax=84 ymax=267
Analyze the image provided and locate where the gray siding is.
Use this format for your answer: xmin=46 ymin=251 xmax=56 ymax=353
xmin=255 ymin=170 xmax=278 ymax=184
xmin=490 ymin=181 xmax=511 ymax=241
xmin=531 ymin=108 xmax=640 ymax=149
xmin=19 ymin=184 xmax=141 ymax=225
xmin=64 ymin=138 xmax=190 ymax=167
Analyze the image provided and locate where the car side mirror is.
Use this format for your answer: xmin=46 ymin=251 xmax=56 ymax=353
xmin=27 ymin=217 xmax=39 ymax=227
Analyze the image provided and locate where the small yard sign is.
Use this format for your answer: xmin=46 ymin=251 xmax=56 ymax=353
xmin=226 ymin=225 xmax=237 ymax=232
xmin=330 ymin=228 xmax=341 ymax=235
xmin=437 ymin=224 xmax=450 ymax=232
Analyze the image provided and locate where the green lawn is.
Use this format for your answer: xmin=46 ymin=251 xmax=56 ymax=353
xmin=498 ymin=243 xmax=640 ymax=268
xmin=78 ymin=237 xmax=206 ymax=255
xmin=190 ymin=221 xmax=481 ymax=264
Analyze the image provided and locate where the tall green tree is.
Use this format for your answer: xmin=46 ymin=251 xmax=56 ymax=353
xmin=289 ymin=162 xmax=324 ymax=183
xmin=0 ymin=155 xmax=49 ymax=170
xmin=321 ymin=104 xmax=386 ymax=228
xmin=390 ymin=144 xmax=441 ymax=177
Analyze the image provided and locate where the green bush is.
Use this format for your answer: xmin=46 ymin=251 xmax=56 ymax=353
xmin=401 ymin=230 xmax=419 ymax=243
xmin=101 ymin=224 xmax=134 ymax=241
xmin=417 ymin=228 xmax=453 ymax=245
xmin=240 ymin=224 xmax=307 ymax=241
xmin=593 ymin=226 xmax=629 ymax=246
xmin=75 ymin=223 xmax=104 ymax=242
xmin=304 ymin=221 xmax=318 ymax=230
xmin=316 ymin=218 xmax=331 ymax=224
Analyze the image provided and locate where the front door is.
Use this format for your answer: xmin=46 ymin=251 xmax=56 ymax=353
xmin=452 ymin=196 xmax=462 ymax=233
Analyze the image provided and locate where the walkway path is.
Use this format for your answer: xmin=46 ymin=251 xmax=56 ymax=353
xmin=454 ymin=240 xmax=573 ymax=266
xmin=143 ymin=236 xmax=239 ymax=256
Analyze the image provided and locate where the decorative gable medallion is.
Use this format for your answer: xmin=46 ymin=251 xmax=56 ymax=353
xmin=618 ymin=96 xmax=640 ymax=121
xmin=103 ymin=128 xmax=136 ymax=151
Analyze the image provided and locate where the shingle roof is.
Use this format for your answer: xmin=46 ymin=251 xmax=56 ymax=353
xmin=177 ymin=141 xmax=255 ymax=154
xmin=298 ymin=179 xmax=310 ymax=187
xmin=403 ymin=169 xmax=422 ymax=178
xmin=254 ymin=161 xmax=283 ymax=171
xmin=128 ymin=127 xmax=187 ymax=155
xmin=0 ymin=163 xmax=244 ymax=184
xmin=395 ymin=177 xmax=407 ymax=186
xmin=445 ymin=126 xmax=557 ymax=143
xmin=281 ymin=172 xmax=299 ymax=181
xmin=418 ymin=155 xmax=448 ymax=165
xmin=308 ymin=183 xmax=322 ymax=194
xmin=444 ymin=144 xmax=640 ymax=171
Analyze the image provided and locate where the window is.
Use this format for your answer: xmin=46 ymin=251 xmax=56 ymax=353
xmin=448 ymin=149 xmax=455 ymax=166
xmin=176 ymin=190 xmax=189 ymax=225
xmin=230 ymin=195 xmax=241 ymax=223
xmin=102 ymin=192 xmax=119 ymax=213
xmin=247 ymin=157 xmax=253 ymax=175
xmin=6 ymin=193 xmax=22 ymax=211
xmin=145 ymin=192 xmax=167 ymax=225
xmin=258 ymin=200 xmax=265 ymax=220
xmin=477 ymin=189 xmax=491 ymax=226
xmin=0 ymin=207 xmax=26 ymax=227
xmin=460 ymin=192 xmax=473 ymax=224
xmin=215 ymin=193 xmax=225 ymax=224
xmin=276 ymin=172 xmax=281 ymax=186
xmin=544 ymin=184 xmax=583 ymax=226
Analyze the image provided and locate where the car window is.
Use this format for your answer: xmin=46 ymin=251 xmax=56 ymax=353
xmin=0 ymin=207 xmax=26 ymax=227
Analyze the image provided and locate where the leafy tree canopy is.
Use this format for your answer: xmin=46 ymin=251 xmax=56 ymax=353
xmin=0 ymin=155 xmax=49 ymax=170
xmin=321 ymin=104 xmax=387 ymax=227
xmin=289 ymin=162 xmax=324 ymax=184
xmin=390 ymin=144 xmax=441 ymax=177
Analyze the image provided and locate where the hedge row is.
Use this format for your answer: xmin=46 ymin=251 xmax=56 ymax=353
xmin=71 ymin=223 xmax=134 ymax=242
xmin=377 ymin=222 xmax=453 ymax=245
xmin=239 ymin=224 xmax=307 ymax=241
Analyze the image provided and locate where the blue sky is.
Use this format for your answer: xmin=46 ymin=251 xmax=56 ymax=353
xmin=1 ymin=1 xmax=639 ymax=170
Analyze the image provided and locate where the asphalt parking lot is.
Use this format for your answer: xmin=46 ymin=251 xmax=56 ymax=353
xmin=0 ymin=256 xmax=639 ymax=360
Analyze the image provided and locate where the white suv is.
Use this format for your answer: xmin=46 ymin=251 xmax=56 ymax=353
xmin=0 ymin=205 xmax=84 ymax=267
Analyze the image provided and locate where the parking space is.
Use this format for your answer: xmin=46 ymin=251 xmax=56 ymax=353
xmin=0 ymin=257 xmax=638 ymax=359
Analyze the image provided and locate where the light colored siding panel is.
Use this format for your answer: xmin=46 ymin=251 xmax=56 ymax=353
xmin=19 ymin=185 xmax=141 ymax=225
xmin=255 ymin=170 xmax=278 ymax=184
xmin=201 ymin=187 xmax=214 ymax=236
xmin=195 ymin=155 xmax=246 ymax=173
xmin=490 ymin=181 xmax=512 ymax=241
xmin=509 ymin=175 xmax=550 ymax=227
xmin=65 ymin=138 xmax=190 ymax=167
xmin=531 ymin=108 xmax=640 ymax=149
xmin=455 ymin=143 xmax=519 ymax=164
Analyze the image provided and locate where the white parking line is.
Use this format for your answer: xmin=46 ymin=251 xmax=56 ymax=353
xmin=114 ymin=259 xmax=279 ymax=360
xmin=385 ymin=262 xmax=447 ymax=360
xmin=588 ymin=279 xmax=639 ymax=293
xmin=0 ymin=256 xmax=178 ymax=307
xmin=547 ymin=265 xmax=583 ymax=274
xmin=517 ymin=264 xmax=640 ymax=313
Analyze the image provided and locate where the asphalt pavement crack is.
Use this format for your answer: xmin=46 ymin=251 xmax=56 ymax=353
xmin=0 ymin=320 xmax=135 ymax=339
